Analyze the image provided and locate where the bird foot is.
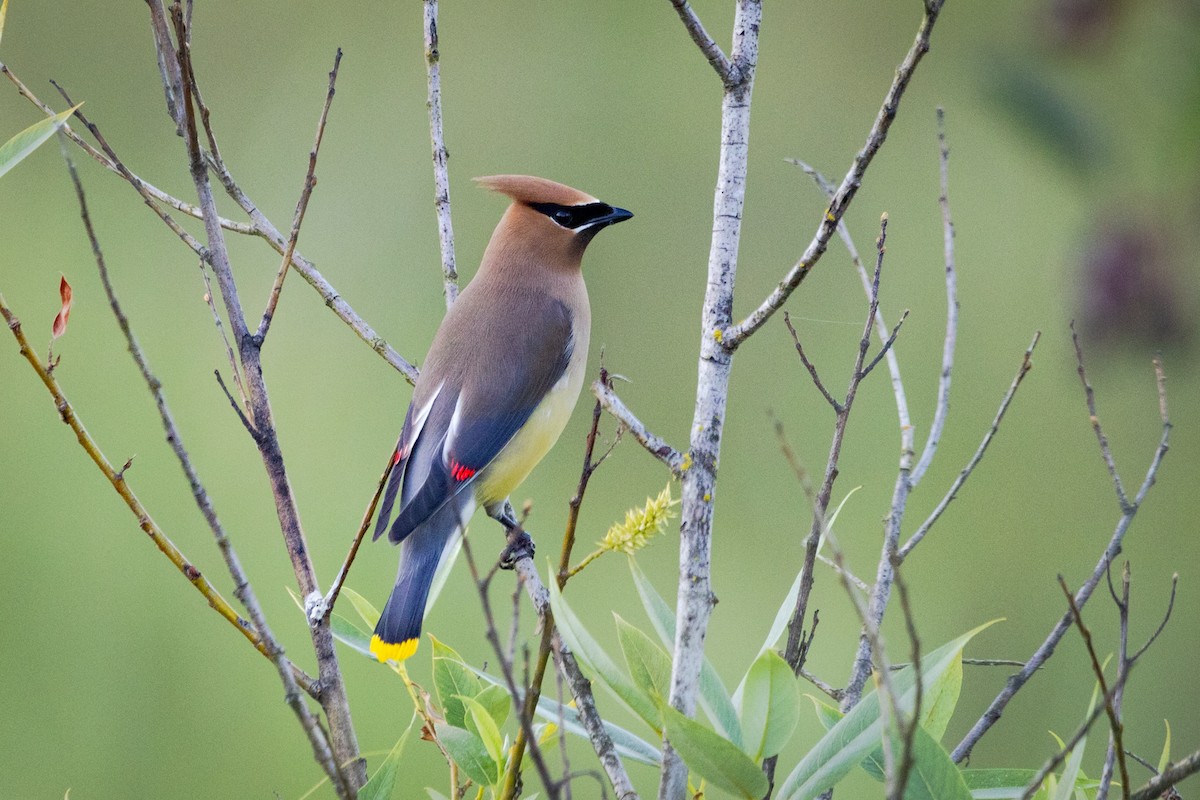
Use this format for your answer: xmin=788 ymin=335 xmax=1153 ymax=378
xmin=499 ymin=528 xmax=536 ymax=570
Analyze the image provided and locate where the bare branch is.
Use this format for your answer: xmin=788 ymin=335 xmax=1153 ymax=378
xmin=1130 ymin=749 xmax=1200 ymax=800
xmin=0 ymin=294 xmax=314 ymax=698
xmin=783 ymin=312 xmax=841 ymax=411
xmin=667 ymin=0 xmax=734 ymax=84
xmin=724 ymin=0 xmax=946 ymax=347
xmin=953 ymin=354 xmax=1172 ymax=764
xmin=592 ymin=379 xmax=686 ymax=476
xmin=910 ymin=106 xmax=958 ymax=487
xmin=258 ymin=48 xmax=342 ymax=340
xmin=424 ymin=0 xmax=459 ymax=306
xmin=1072 ymin=321 xmax=1130 ymax=509
xmin=899 ymin=331 xmax=1040 ymax=559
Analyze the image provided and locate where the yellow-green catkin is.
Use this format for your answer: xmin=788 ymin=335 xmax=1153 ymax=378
xmin=600 ymin=484 xmax=678 ymax=556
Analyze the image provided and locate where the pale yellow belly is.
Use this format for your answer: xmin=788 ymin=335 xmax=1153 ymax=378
xmin=476 ymin=336 xmax=588 ymax=505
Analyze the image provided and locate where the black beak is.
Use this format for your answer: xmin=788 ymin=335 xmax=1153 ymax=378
xmin=602 ymin=206 xmax=634 ymax=227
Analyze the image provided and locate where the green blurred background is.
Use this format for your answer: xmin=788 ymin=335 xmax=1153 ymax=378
xmin=2 ymin=1 xmax=1197 ymax=797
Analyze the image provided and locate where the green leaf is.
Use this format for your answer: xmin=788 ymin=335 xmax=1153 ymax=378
xmin=806 ymin=694 xmax=843 ymax=732
xmin=0 ymin=0 xmax=8 ymax=50
xmin=1157 ymin=719 xmax=1171 ymax=775
xmin=437 ymin=723 xmax=499 ymax=787
xmin=430 ymin=635 xmax=481 ymax=729
xmin=0 ymin=104 xmax=80 ymax=180
xmin=458 ymin=694 xmax=505 ymax=772
xmin=740 ymin=650 xmax=801 ymax=761
xmin=474 ymin=683 xmax=512 ymax=730
xmin=961 ymin=768 xmax=1040 ymax=799
xmin=425 ymin=790 xmax=450 ymax=800
xmin=862 ymin=640 xmax=965 ymax=781
xmin=342 ymin=586 xmax=381 ymax=628
xmin=628 ymin=558 xmax=742 ymax=746
xmin=358 ymin=718 xmax=415 ymax=800
xmin=615 ymin=613 xmax=672 ymax=704
xmin=901 ymin=725 xmax=973 ymax=800
xmin=777 ymin=621 xmax=999 ymax=800
xmin=548 ymin=567 xmax=661 ymax=732
xmin=466 ymin=664 xmax=662 ymax=766
xmin=662 ymin=704 xmax=769 ymax=799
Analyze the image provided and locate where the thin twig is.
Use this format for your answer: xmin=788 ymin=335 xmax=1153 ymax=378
xmin=910 ymin=107 xmax=958 ymax=487
xmin=1073 ymin=321 xmax=1130 ymax=510
xmin=160 ymin=4 xmax=364 ymax=789
xmin=1130 ymin=749 xmax=1200 ymax=800
xmin=783 ymin=312 xmax=841 ymax=411
xmin=258 ymin=48 xmax=342 ymax=340
xmin=57 ymin=125 xmax=332 ymax=777
xmin=667 ymin=0 xmax=735 ymax=84
xmin=313 ymin=452 xmax=397 ymax=623
xmin=423 ymin=0 xmax=458 ymax=306
xmin=592 ymin=379 xmax=686 ymax=476
xmin=460 ymin=532 xmax=558 ymax=799
xmin=0 ymin=294 xmax=314 ymax=698
xmin=899 ymin=331 xmax=1041 ymax=559
xmin=953 ymin=353 xmax=1172 ymax=764
xmin=1057 ymin=574 xmax=1130 ymax=799
xmin=724 ymin=0 xmax=946 ymax=347
xmin=504 ymin=370 xmax=614 ymax=799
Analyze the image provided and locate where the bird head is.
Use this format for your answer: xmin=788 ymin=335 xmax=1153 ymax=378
xmin=475 ymin=175 xmax=633 ymax=269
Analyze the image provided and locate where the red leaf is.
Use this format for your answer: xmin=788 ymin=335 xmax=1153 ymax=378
xmin=51 ymin=275 xmax=72 ymax=339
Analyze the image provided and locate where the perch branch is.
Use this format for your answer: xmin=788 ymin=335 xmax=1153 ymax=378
xmin=592 ymin=379 xmax=686 ymax=477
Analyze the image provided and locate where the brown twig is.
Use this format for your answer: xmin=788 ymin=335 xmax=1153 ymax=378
xmin=258 ymin=48 xmax=342 ymax=340
xmin=953 ymin=351 xmax=1173 ymax=764
xmin=724 ymin=0 xmax=946 ymax=347
xmin=1057 ymin=574 xmax=1130 ymax=799
xmin=592 ymin=378 xmax=686 ymax=477
xmin=159 ymin=3 xmax=364 ymax=790
xmin=1130 ymin=749 xmax=1200 ymax=800
xmin=503 ymin=367 xmax=616 ymax=799
xmin=460 ymin=531 xmax=558 ymax=799
xmin=57 ymin=119 xmax=335 ymax=782
xmin=0 ymin=294 xmax=315 ymax=698
xmin=899 ymin=331 xmax=1041 ymax=559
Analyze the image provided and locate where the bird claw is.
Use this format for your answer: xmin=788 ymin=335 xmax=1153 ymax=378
xmin=499 ymin=529 xmax=536 ymax=570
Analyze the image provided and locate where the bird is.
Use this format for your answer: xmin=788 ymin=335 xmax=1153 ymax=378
xmin=369 ymin=175 xmax=633 ymax=662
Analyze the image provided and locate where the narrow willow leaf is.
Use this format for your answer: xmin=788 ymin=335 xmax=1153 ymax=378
xmin=425 ymin=790 xmax=450 ymax=800
xmin=735 ymin=487 xmax=861 ymax=704
xmin=437 ymin=724 xmax=498 ymax=787
xmin=0 ymin=0 xmax=8 ymax=49
xmin=474 ymin=683 xmax=511 ymax=730
xmin=0 ymin=105 xmax=80 ymax=180
xmin=778 ymin=621 xmax=999 ymax=800
xmin=628 ymin=558 xmax=742 ymax=746
xmin=1157 ymin=719 xmax=1172 ymax=775
xmin=342 ymin=586 xmax=381 ymax=629
xmin=739 ymin=650 xmax=801 ymax=761
xmin=900 ymin=725 xmax=973 ymax=800
xmin=662 ymin=704 xmax=769 ymax=799
xmin=806 ymin=694 xmax=842 ymax=732
xmin=467 ymin=665 xmax=661 ymax=766
xmin=548 ymin=569 xmax=661 ymax=731
xmin=358 ymin=717 xmax=415 ymax=800
xmin=430 ymin=635 xmax=481 ymax=729
xmin=961 ymin=768 xmax=1040 ymax=799
xmin=459 ymin=695 xmax=505 ymax=771
xmin=615 ymin=613 xmax=672 ymax=704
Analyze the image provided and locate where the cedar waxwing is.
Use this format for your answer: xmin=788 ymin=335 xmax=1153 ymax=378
xmin=369 ymin=175 xmax=633 ymax=662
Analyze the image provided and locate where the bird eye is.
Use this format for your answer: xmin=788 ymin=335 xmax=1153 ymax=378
xmin=553 ymin=209 xmax=574 ymax=227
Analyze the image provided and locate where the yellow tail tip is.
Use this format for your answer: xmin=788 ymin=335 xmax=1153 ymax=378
xmin=370 ymin=634 xmax=419 ymax=663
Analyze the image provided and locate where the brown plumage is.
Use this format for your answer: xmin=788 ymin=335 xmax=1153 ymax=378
xmin=369 ymin=175 xmax=632 ymax=662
